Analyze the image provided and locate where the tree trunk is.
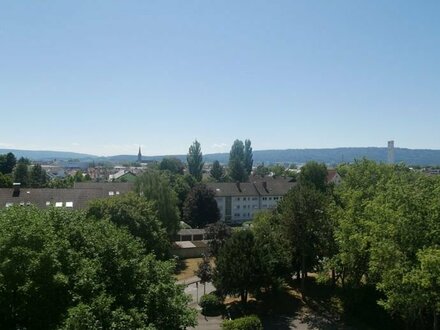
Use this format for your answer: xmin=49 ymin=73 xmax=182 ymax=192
xmin=434 ymin=310 xmax=438 ymax=330
xmin=331 ymin=269 xmax=336 ymax=287
xmin=296 ymin=269 xmax=301 ymax=281
xmin=301 ymin=254 xmax=306 ymax=295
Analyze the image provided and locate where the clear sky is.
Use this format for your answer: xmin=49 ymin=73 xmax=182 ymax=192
xmin=1 ymin=1 xmax=439 ymax=156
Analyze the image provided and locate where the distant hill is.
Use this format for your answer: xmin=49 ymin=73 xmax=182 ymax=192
xmin=0 ymin=149 xmax=96 ymax=162
xmin=2 ymin=147 xmax=440 ymax=166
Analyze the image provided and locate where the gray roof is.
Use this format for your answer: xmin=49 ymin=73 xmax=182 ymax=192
xmin=177 ymin=228 xmax=206 ymax=236
xmin=206 ymin=182 xmax=259 ymax=197
xmin=0 ymin=182 xmax=135 ymax=210
xmin=206 ymin=180 xmax=295 ymax=197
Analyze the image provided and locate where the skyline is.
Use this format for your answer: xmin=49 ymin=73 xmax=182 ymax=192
xmin=1 ymin=1 xmax=439 ymax=156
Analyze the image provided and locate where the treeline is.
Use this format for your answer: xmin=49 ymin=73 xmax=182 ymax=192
xmin=207 ymin=160 xmax=440 ymax=329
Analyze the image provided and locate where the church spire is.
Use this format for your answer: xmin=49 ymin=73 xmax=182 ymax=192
xmin=137 ymin=146 xmax=142 ymax=163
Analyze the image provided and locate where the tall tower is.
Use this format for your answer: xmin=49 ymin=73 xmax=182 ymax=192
xmin=137 ymin=146 xmax=142 ymax=163
xmin=387 ymin=140 xmax=395 ymax=164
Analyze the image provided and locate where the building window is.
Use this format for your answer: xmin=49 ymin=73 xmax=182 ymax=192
xmin=252 ymin=197 xmax=258 ymax=200
xmin=55 ymin=202 xmax=63 ymax=207
xmin=46 ymin=201 xmax=51 ymax=206
xmin=269 ymin=197 xmax=272 ymax=200
xmin=116 ymin=191 xmax=120 ymax=195
xmin=109 ymin=191 xmax=114 ymax=196
xmin=66 ymin=202 xmax=74 ymax=208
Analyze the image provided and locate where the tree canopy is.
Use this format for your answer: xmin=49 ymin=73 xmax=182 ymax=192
xmin=0 ymin=206 xmax=196 ymax=329
xmin=187 ymin=140 xmax=204 ymax=181
xmin=183 ymin=184 xmax=220 ymax=228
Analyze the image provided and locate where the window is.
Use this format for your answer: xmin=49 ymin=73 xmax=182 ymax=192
xmin=46 ymin=201 xmax=51 ymax=206
xmin=26 ymin=202 xmax=31 ymax=206
xmin=20 ymin=202 xmax=25 ymax=206
xmin=108 ymin=191 xmax=114 ymax=196
xmin=237 ymin=197 xmax=240 ymax=201
xmin=274 ymin=197 xmax=279 ymax=200
xmin=234 ymin=213 xmax=240 ymax=217
xmin=116 ymin=191 xmax=120 ymax=195
xmin=269 ymin=197 xmax=272 ymax=200
xmin=55 ymin=202 xmax=63 ymax=207
xmin=5 ymin=203 xmax=13 ymax=207
xmin=66 ymin=202 xmax=73 ymax=208
xmin=262 ymin=197 xmax=267 ymax=200
xmin=243 ymin=197 xmax=246 ymax=201
xmin=252 ymin=197 xmax=258 ymax=201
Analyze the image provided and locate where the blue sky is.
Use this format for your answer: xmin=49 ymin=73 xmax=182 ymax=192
xmin=1 ymin=1 xmax=439 ymax=156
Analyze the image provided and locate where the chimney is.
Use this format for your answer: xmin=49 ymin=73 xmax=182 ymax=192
xmin=262 ymin=181 xmax=268 ymax=192
xmin=236 ymin=181 xmax=241 ymax=192
xmin=13 ymin=182 xmax=21 ymax=197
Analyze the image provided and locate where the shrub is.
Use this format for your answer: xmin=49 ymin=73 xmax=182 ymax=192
xmin=199 ymin=293 xmax=223 ymax=316
xmin=222 ymin=315 xmax=263 ymax=330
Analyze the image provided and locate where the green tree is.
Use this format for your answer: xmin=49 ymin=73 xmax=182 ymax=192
xmin=214 ymin=230 xmax=261 ymax=303
xmin=210 ymin=160 xmax=225 ymax=182
xmin=135 ymin=171 xmax=180 ymax=235
xmin=187 ymin=140 xmax=204 ymax=181
xmin=86 ymin=192 xmax=170 ymax=259
xmin=252 ymin=212 xmax=291 ymax=292
xmin=0 ymin=152 xmax=16 ymax=174
xmin=244 ymin=139 xmax=253 ymax=175
xmin=279 ymin=183 xmax=330 ymax=292
xmin=228 ymin=140 xmax=247 ymax=182
xmin=254 ymin=163 xmax=270 ymax=177
xmin=0 ymin=206 xmax=197 ymax=329
xmin=29 ymin=164 xmax=48 ymax=188
xmin=195 ymin=254 xmax=213 ymax=295
xmin=183 ymin=184 xmax=220 ymax=228
xmin=298 ymin=161 xmax=328 ymax=192
xmin=205 ymin=221 xmax=232 ymax=257
xmin=0 ymin=173 xmax=12 ymax=188
xmin=160 ymin=157 xmax=185 ymax=175
xmin=13 ymin=162 xmax=29 ymax=186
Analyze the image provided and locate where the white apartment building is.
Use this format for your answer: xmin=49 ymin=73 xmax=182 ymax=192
xmin=207 ymin=178 xmax=295 ymax=223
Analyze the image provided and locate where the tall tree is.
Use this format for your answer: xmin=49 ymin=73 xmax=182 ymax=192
xmin=29 ymin=164 xmax=48 ymax=188
xmin=228 ymin=140 xmax=247 ymax=182
xmin=205 ymin=221 xmax=232 ymax=257
xmin=135 ymin=171 xmax=180 ymax=235
xmin=13 ymin=162 xmax=29 ymax=186
xmin=183 ymin=184 xmax=220 ymax=228
xmin=0 ymin=152 xmax=16 ymax=174
xmin=187 ymin=140 xmax=204 ymax=181
xmin=244 ymin=139 xmax=253 ymax=175
xmin=279 ymin=183 xmax=330 ymax=293
xmin=213 ymin=230 xmax=261 ymax=304
xmin=210 ymin=160 xmax=225 ymax=182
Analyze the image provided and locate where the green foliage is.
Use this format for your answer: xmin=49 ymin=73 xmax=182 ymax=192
xmin=199 ymin=293 xmax=223 ymax=316
xmin=244 ymin=139 xmax=253 ymax=175
xmin=254 ymin=163 xmax=269 ymax=177
xmin=167 ymin=173 xmax=195 ymax=218
xmin=183 ymin=184 xmax=220 ymax=228
xmin=195 ymin=254 xmax=213 ymax=284
xmin=29 ymin=164 xmax=48 ymax=187
xmin=135 ymin=171 xmax=180 ymax=235
xmin=0 ymin=206 xmax=197 ymax=329
xmin=298 ymin=161 xmax=328 ymax=191
xmin=13 ymin=162 xmax=29 ymax=186
xmin=86 ymin=192 xmax=170 ymax=259
xmin=252 ymin=212 xmax=291 ymax=291
xmin=187 ymin=140 xmax=204 ymax=181
xmin=0 ymin=152 xmax=16 ymax=174
xmin=0 ymin=173 xmax=12 ymax=187
xmin=278 ymin=182 xmax=331 ymax=290
xmin=228 ymin=140 xmax=248 ymax=182
xmin=222 ymin=315 xmax=263 ymax=330
xmin=214 ymin=230 xmax=261 ymax=303
xmin=160 ymin=157 xmax=185 ymax=175
xmin=267 ymin=164 xmax=286 ymax=177
xmin=210 ymin=160 xmax=225 ymax=182
xmin=206 ymin=221 xmax=232 ymax=257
